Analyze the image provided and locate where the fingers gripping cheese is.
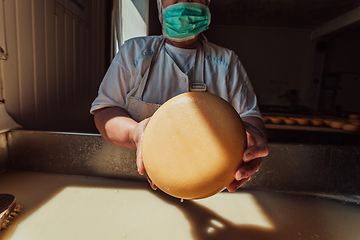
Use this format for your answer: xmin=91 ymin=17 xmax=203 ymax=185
xmin=142 ymin=92 xmax=247 ymax=200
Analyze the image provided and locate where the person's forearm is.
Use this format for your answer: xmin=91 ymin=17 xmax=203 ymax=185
xmin=241 ymin=116 xmax=268 ymax=140
xmin=94 ymin=107 xmax=137 ymax=149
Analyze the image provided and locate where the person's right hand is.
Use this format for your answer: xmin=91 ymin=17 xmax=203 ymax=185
xmin=133 ymin=118 xmax=158 ymax=190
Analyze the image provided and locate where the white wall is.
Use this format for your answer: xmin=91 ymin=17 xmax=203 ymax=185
xmin=0 ymin=0 xmax=109 ymax=132
xmin=122 ymin=0 xmax=149 ymax=43
xmin=205 ymin=26 xmax=318 ymax=110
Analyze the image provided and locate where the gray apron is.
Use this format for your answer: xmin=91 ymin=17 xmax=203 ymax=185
xmin=126 ymin=38 xmax=206 ymax=122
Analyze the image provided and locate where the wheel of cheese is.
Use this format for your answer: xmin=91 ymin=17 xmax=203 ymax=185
xmin=294 ymin=118 xmax=311 ymax=126
xmin=268 ymin=117 xmax=284 ymax=124
xmin=342 ymin=124 xmax=360 ymax=132
xmin=310 ymin=119 xmax=324 ymax=126
xmin=262 ymin=116 xmax=270 ymax=123
xmin=282 ymin=118 xmax=296 ymax=125
xmin=323 ymin=119 xmax=333 ymax=127
xmin=349 ymin=120 xmax=360 ymax=126
xmin=330 ymin=121 xmax=345 ymax=129
xmin=276 ymin=117 xmax=296 ymax=125
xmin=349 ymin=114 xmax=360 ymax=120
xmin=141 ymin=92 xmax=247 ymax=200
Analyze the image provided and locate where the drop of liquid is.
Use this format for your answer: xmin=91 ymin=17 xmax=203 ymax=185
xmin=180 ymin=198 xmax=184 ymax=203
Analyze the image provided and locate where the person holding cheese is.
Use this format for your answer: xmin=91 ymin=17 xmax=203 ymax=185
xmin=91 ymin=0 xmax=269 ymax=193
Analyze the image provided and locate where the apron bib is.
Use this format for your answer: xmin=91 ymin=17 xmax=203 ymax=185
xmin=126 ymin=38 xmax=206 ymax=122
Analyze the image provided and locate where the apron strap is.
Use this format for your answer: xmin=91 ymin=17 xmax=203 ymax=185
xmin=190 ymin=41 xmax=206 ymax=92
xmin=133 ymin=37 xmax=207 ymax=100
xmin=134 ymin=38 xmax=166 ymax=99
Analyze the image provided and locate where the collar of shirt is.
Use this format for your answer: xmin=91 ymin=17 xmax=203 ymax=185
xmin=164 ymin=43 xmax=196 ymax=74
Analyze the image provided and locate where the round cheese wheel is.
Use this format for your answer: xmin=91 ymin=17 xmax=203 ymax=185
xmin=342 ymin=124 xmax=360 ymax=132
xmin=310 ymin=119 xmax=324 ymax=126
xmin=282 ymin=118 xmax=296 ymax=125
xmin=294 ymin=118 xmax=311 ymax=126
xmin=349 ymin=114 xmax=360 ymax=120
xmin=349 ymin=120 xmax=360 ymax=126
xmin=330 ymin=121 xmax=345 ymax=129
xmin=263 ymin=116 xmax=270 ymax=123
xmin=141 ymin=92 xmax=247 ymax=200
xmin=268 ymin=117 xmax=284 ymax=124
xmin=323 ymin=119 xmax=333 ymax=126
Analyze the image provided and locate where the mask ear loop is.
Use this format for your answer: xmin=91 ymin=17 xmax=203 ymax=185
xmin=157 ymin=0 xmax=164 ymax=25
xmin=201 ymin=33 xmax=208 ymax=42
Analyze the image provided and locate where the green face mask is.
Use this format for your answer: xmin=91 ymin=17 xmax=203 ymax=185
xmin=163 ymin=2 xmax=211 ymax=42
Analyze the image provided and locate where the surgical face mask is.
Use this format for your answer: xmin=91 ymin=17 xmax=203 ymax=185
xmin=162 ymin=2 xmax=211 ymax=42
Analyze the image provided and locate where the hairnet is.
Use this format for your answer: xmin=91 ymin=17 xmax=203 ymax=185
xmin=157 ymin=0 xmax=211 ymax=25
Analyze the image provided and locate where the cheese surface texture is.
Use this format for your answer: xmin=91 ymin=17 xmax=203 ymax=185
xmin=142 ymin=92 xmax=247 ymax=199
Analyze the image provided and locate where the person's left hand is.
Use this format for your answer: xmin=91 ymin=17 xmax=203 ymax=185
xmin=134 ymin=117 xmax=158 ymax=190
xmin=227 ymin=121 xmax=269 ymax=193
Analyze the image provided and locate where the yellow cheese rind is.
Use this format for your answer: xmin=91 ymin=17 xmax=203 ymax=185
xmin=142 ymin=92 xmax=247 ymax=200
xmin=349 ymin=114 xmax=360 ymax=120
xmin=268 ymin=117 xmax=284 ymax=124
xmin=262 ymin=116 xmax=270 ymax=123
xmin=342 ymin=124 xmax=360 ymax=132
xmin=278 ymin=117 xmax=296 ymax=125
xmin=330 ymin=121 xmax=345 ymax=129
xmin=349 ymin=120 xmax=360 ymax=126
xmin=310 ymin=119 xmax=324 ymax=126
xmin=294 ymin=118 xmax=311 ymax=126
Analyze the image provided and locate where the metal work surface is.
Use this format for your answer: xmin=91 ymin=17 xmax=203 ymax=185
xmin=6 ymin=130 xmax=141 ymax=181
xmin=5 ymin=130 xmax=360 ymax=195
xmin=1 ymin=171 xmax=360 ymax=240
xmin=245 ymin=143 xmax=360 ymax=195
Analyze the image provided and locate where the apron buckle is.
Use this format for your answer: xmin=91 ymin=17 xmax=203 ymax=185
xmin=190 ymin=83 xmax=207 ymax=92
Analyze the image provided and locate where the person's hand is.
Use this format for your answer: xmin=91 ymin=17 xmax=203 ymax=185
xmin=133 ymin=118 xmax=158 ymax=190
xmin=227 ymin=121 xmax=269 ymax=193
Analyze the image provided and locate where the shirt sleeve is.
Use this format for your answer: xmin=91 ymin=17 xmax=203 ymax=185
xmin=90 ymin=52 xmax=132 ymax=114
xmin=227 ymin=58 xmax=262 ymax=119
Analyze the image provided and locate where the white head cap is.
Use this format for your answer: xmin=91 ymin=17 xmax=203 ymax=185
xmin=156 ymin=0 xmax=211 ymax=25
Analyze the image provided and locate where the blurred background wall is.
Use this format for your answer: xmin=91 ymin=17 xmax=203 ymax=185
xmin=0 ymin=0 xmax=111 ymax=133
xmin=1 ymin=0 xmax=359 ymax=133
